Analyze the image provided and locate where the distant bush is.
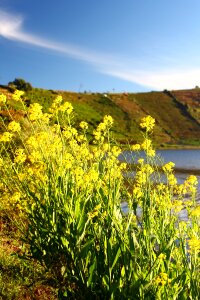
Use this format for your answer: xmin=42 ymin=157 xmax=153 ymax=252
xmin=8 ymin=78 xmax=33 ymax=92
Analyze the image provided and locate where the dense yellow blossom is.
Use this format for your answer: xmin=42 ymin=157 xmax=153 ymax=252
xmin=0 ymin=157 xmax=3 ymax=167
xmin=14 ymin=148 xmax=27 ymax=164
xmin=28 ymin=103 xmax=43 ymax=121
xmin=140 ymin=115 xmax=155 ymax=132
xmin=154 ymin=272 xmax=171 ymax=286
xmin=54 ymin=95 xmax=63 ymax=104
xmin=0 ymin=132 xmax=13 ymax=142
xmin=59 ymin=101 xmax=73 ymax=114
xmin=188 ymin=236 xmax=200 ymax=253
xmin=12 ymin=90 xmax=24 ymax=101
xmin=191 ymin=206 xmax=200 ymax=217
xmin=79 ymin=121 xmax=88 ymax=130
xmin=104 ymin=115 xmax=113 ymax=126
xmin=168 ymin=174 xmax=177 ymax=186
xmin=0 ymin=94 xmax=7 ymax=103
xmin=131 ymin=144 xmax=141 ymax=151
xmin=63 ymin=126 xmax=78 ymax=139
xmin=162 ymin=162 xmax=175 ymax=173
xmin=8 ymin=121 xmax=21 ymax=132
xmin=141 ymin=139 xmax=151 ymax=150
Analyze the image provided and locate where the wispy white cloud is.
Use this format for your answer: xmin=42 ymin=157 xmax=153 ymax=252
xmin=105 ymin=68 xmax=200 ymax=90
xmin=0 ymin=8 xmax=200 ymax=90
xmin=0 ymin=9 xmax=118 ymax=66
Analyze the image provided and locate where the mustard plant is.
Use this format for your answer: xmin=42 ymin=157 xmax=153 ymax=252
xmin=0 ymin=91 xmax=199 ymax=299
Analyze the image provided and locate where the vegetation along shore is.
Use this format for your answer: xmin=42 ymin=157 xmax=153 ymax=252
xmin=0 ymin=85 xmax=199 ymax=299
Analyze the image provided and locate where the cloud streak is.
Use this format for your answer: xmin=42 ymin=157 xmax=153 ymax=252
xmin=105 ymin=68 xmax=200 ymax=90
xmin=0 ymin=8 xmax=200 ymax=91
xmin=0 ymin=9 xmax=116 ymax=66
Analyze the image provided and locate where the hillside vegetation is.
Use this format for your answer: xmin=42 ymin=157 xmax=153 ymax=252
xmin=0 ymin=85 xmax=200 ymax=146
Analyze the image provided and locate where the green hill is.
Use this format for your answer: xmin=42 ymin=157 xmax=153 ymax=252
xmin=0 ymin=85 xmax=200 ymax=147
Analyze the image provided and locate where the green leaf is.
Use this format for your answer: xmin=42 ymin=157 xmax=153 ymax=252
xmin=110 ymin=247 xmax=121 ymax=272
xmin=87 ymin=257 xmax=96 ymax=287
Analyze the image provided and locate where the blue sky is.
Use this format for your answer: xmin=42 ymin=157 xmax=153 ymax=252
xmin=1 ymin=0 xmax=200 ymax=92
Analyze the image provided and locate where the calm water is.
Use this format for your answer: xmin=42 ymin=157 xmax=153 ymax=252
xmin=119 ymin=149 xmax=200 ymax=220
xmin=119 ymin=149 xmax=200 ymax=200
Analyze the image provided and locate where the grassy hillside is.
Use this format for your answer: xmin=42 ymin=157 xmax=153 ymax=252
xmin=1 ymin=85 xmax=200 ymax=146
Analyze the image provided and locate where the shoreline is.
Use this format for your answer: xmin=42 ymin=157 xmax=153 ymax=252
xmin=157 ymin=144 xmax=200 ymax=150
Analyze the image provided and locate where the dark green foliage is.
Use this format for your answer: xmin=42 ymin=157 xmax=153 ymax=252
xmin=8 ymin=78 xmax=33 ymax=92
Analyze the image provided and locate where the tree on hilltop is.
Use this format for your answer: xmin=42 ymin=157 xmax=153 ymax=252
xmin=8 ymin=78 xmax=33 ymax=91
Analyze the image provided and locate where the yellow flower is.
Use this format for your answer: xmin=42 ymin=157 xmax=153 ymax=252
xmin=131 ymin=144 xmax=141 ymax=151
xmin=168 ymin=174 xmax=177 ymax=186
xmin=28 ymin=150 xmax=42 ymax=163
xmin=162 ymin=162 xmax=175 ymax=173
xmin=140 ymin=115 xmax=155 ymax=132
xmin=184 ymin=175 xmax=198 ymax=194
xmin=26 ymin=136 xmax=38 ymax=148
xmin=28 ymin=103 xmax=43 ymax=121
xmin=154 ymin=272 xmax=171 ymax=286
xmin=77 ymin=134 xmax=87 ymax=143
xmin=0 ymin=132 xmax=13 ymax=142
xmin=188 ymin=236 xmax=200 ymax=253
xmin=158 ymin=253 xmax=166 ymax=260
xmin=12 ymin=90 xmax=24 ymax=101
xmin=54 ymin=95 xmax=63 ymax=104
xmin=147 ymin=148 xmax=155 ymax=157
xmin=93 ymin=129 xmax=102 ymax=141
xmin=59 ymin=101 xmax=73 ymax=114
xmin=8 ymin=121 xmax=21 ymax=132
xmin=63 ymin=126 xmax=78 ymax=139
xmin=14 ymin=148 xmax=27 ymax=164
xmin=0 ymin=157 xmax=3 ymax=167
xmin=41 ymin=113 xmax=51 ymax=123
xmin=172 ymin=200 xmax=183 ymax=213
xmin=11 ymin=192 xmax=21 ymax=203
xmin=185 ymin=175 xmax=198 ymax=186
xmin=103 ymin=115 xmax=113 ymax=127
xmin=191 ymin=206 xmax=200 ymax=217
xmin=141 ymin=139 xmax=152 ymax=151
xmin=111 ymin=146 xmax=121 ymax=157
xmin=138 ymin=158 xmax=144 ymax=165
xmin=0 ymin=94 xmax=7 ymax=104
xmin=133 ymin=186 xmax=143 ymax=199
xmin=79 ymin=121 xmax=88 ymax=130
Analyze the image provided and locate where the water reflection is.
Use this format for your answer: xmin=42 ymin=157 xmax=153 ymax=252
xmin=119 ymin=149 xmax=200 ymax=199
xmin=119 ymin=149 xmax=200 ymax=218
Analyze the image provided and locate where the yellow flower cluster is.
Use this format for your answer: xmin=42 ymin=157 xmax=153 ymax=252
xmin=162 ymin=162 xmax=175 ymax=173
xmin=154 ymin=272 xmax=171 ymax=286
xmin=140 ymin=115 xmax=155 ymax=132
xmin=8 ymin=121 xmax=21 ymax=132
xmin=188 ymin=236 xmax=200 ymax=253
xmin=14 ymin=148 xmax=27 ymax=164
xmin=93 ymin=115 xmax=113 ymax=142
xmin=59 ymin=101 xmax=73 ymax=114
xmin=0 ymin=94 xmax=7 ymax=104
xmin=0 ymin=132 xmax=13 ymax=142
xmin=132 ymin=139 xmax=155 ymax=156
xmin=49 ymin=95 xmax=73 ymax=115
xmin=12 ymin=90 xmax=24 ymax=101
xmin=88 ymin=204 xmax=102 ymax=219
xmin=131 ymin=143 xmax=141 ymax=151
xmin=28 ymin=103 xmax=43 ymax=121
xmin=63 ymin=126 xmax=78 ymax=140
xmin=191 ymin=206 xmax=200 ymax=217
xmin=79 ymin=121 xmax=88 ymax=130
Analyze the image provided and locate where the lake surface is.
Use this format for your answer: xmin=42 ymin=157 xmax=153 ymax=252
xmin=119 ymin=149 xmax=200 ymax=221
xmin=119 ymin=149 xmax=200 ymax=201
